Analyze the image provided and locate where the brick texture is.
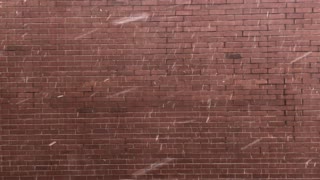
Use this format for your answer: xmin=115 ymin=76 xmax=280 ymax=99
xmin=1 ymin=0 xmax=320 ymax=179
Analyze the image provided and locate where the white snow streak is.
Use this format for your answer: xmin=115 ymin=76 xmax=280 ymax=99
xmin=206 ymin=116 xmax=210 ymax=123
xmin=290 ymin=52 xmax=312 ymax=64
xmin=132 ymin=158 xmax=174 ymax=176
xmin=16 ymin=98 xmax=30 ymax=104
xmin=57 ymin=95 xmax=64 ymax=98
xmin=107 ymin=87 xmax=138 ymax=98
xmin=175 ymin=120 xmax=196 ymax=124
xmin=305 ymin=159 xmax=312 ymax=168
xmin=241 ymin=138 xmax=263 ymax=150
xmin=113 ymin=13 xmax=149 ymax=25
xmin=74 ymin=29 xmax=98 ymax=40
xmin=49 ymin=141 xmax=56 ymax=146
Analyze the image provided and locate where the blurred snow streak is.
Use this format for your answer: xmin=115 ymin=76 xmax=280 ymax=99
xmin=113 ymin=13 xmax=149 ymax=25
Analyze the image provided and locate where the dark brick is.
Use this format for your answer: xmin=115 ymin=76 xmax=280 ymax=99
xmin=225 ymin=53 xmax=242 ymax=59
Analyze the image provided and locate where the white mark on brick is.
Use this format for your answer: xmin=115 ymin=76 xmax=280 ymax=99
xmin=156 ymin=135 xmax=159 ymax=141
xmin=148 ymin=109 xmax=153 ymax=118
xmin=103 ymin=78 xmax=109 ymax=82
xmin=290 ymin=52 xmax=312 ymax=64
xmin=106 ymin=14 xmax=112 ymax=21
xmin=74 ymin=28 xmax=98 ymax=40
xmin=22 ymin=33 xmax=28 ymax=39
xmin=107 ymin=87 xmax=138 ymax=98
xmin=132 ymin=158 xmax=174 ymax=176
xmin=305 ymin=159 xmax=312 ymax=168
xmin=57 ymin=95 xmax=64 ymax=98
xmin=49 ymin=141 xmax=56 ymax=146
xmin=206 ymin=116 xmax=210 ymax=123
xmin=175 ymin=120 xmax=195 ymax=124
xmin=43 ymin=92 xmax=49 ymax=98
xmin=286 ymin=136 xmax=291 ymax=141
xmin=207 ymin=98 xmax=211 ymax=109
xmin=16 ymin=98 xmax=30 ymax=104
xmin=241 ymin=138 xmax=263 ymax=150
xmin=113 ymin=13 xmax=149 ymax=25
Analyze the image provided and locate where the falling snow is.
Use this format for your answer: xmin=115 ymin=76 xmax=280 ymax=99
xmin=74 ymin=29 xmax=99 ymax=40
xmin=49 ymin=141 xmax=56 ymax=146
xmin=2 ymin=0 xmax=320 ymax=179
xmin=16 ymin=98 xmax=30 ymax=104
xmin=241 ymin=138 xmax=263 ymax=150
xmin=107 ymin=87 xmax=138 ymax=98
xmin=113 ymin=13 xmax=149 ymax=25
xmin=132 ymin=158 xmax=175 ymax=176
xmin=290 ymin=52 xmax=312 ymax=64
xmin=305 ymin=159 xmax=313 ymax=168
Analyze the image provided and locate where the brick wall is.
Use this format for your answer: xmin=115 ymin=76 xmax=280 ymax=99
xmin=1 ymin=0 xmax=320 ymax=179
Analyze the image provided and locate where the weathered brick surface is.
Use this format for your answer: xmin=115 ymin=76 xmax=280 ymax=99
xmin=1 ymin=0 xmax=320 ymax=179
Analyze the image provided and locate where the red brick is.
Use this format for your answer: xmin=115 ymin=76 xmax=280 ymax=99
xmin=176 ymin=0 xmax=191 ymax=4
xmin=227 ymin=0 xmax=244 ymax=3
xmin=209 ymin=10 xmax=226 ymax=14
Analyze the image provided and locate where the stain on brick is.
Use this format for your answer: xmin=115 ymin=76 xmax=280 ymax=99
xmin=5 ymin=45 xmax=27 ymax=51
xmin=108 ymin=0 xmax=127 ymax=5
xmin=225 ymin=53 xmax=242 ymax=59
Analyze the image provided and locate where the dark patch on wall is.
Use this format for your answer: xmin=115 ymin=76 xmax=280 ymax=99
xmin=225 ymin=53 xmax=242 ymax=59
